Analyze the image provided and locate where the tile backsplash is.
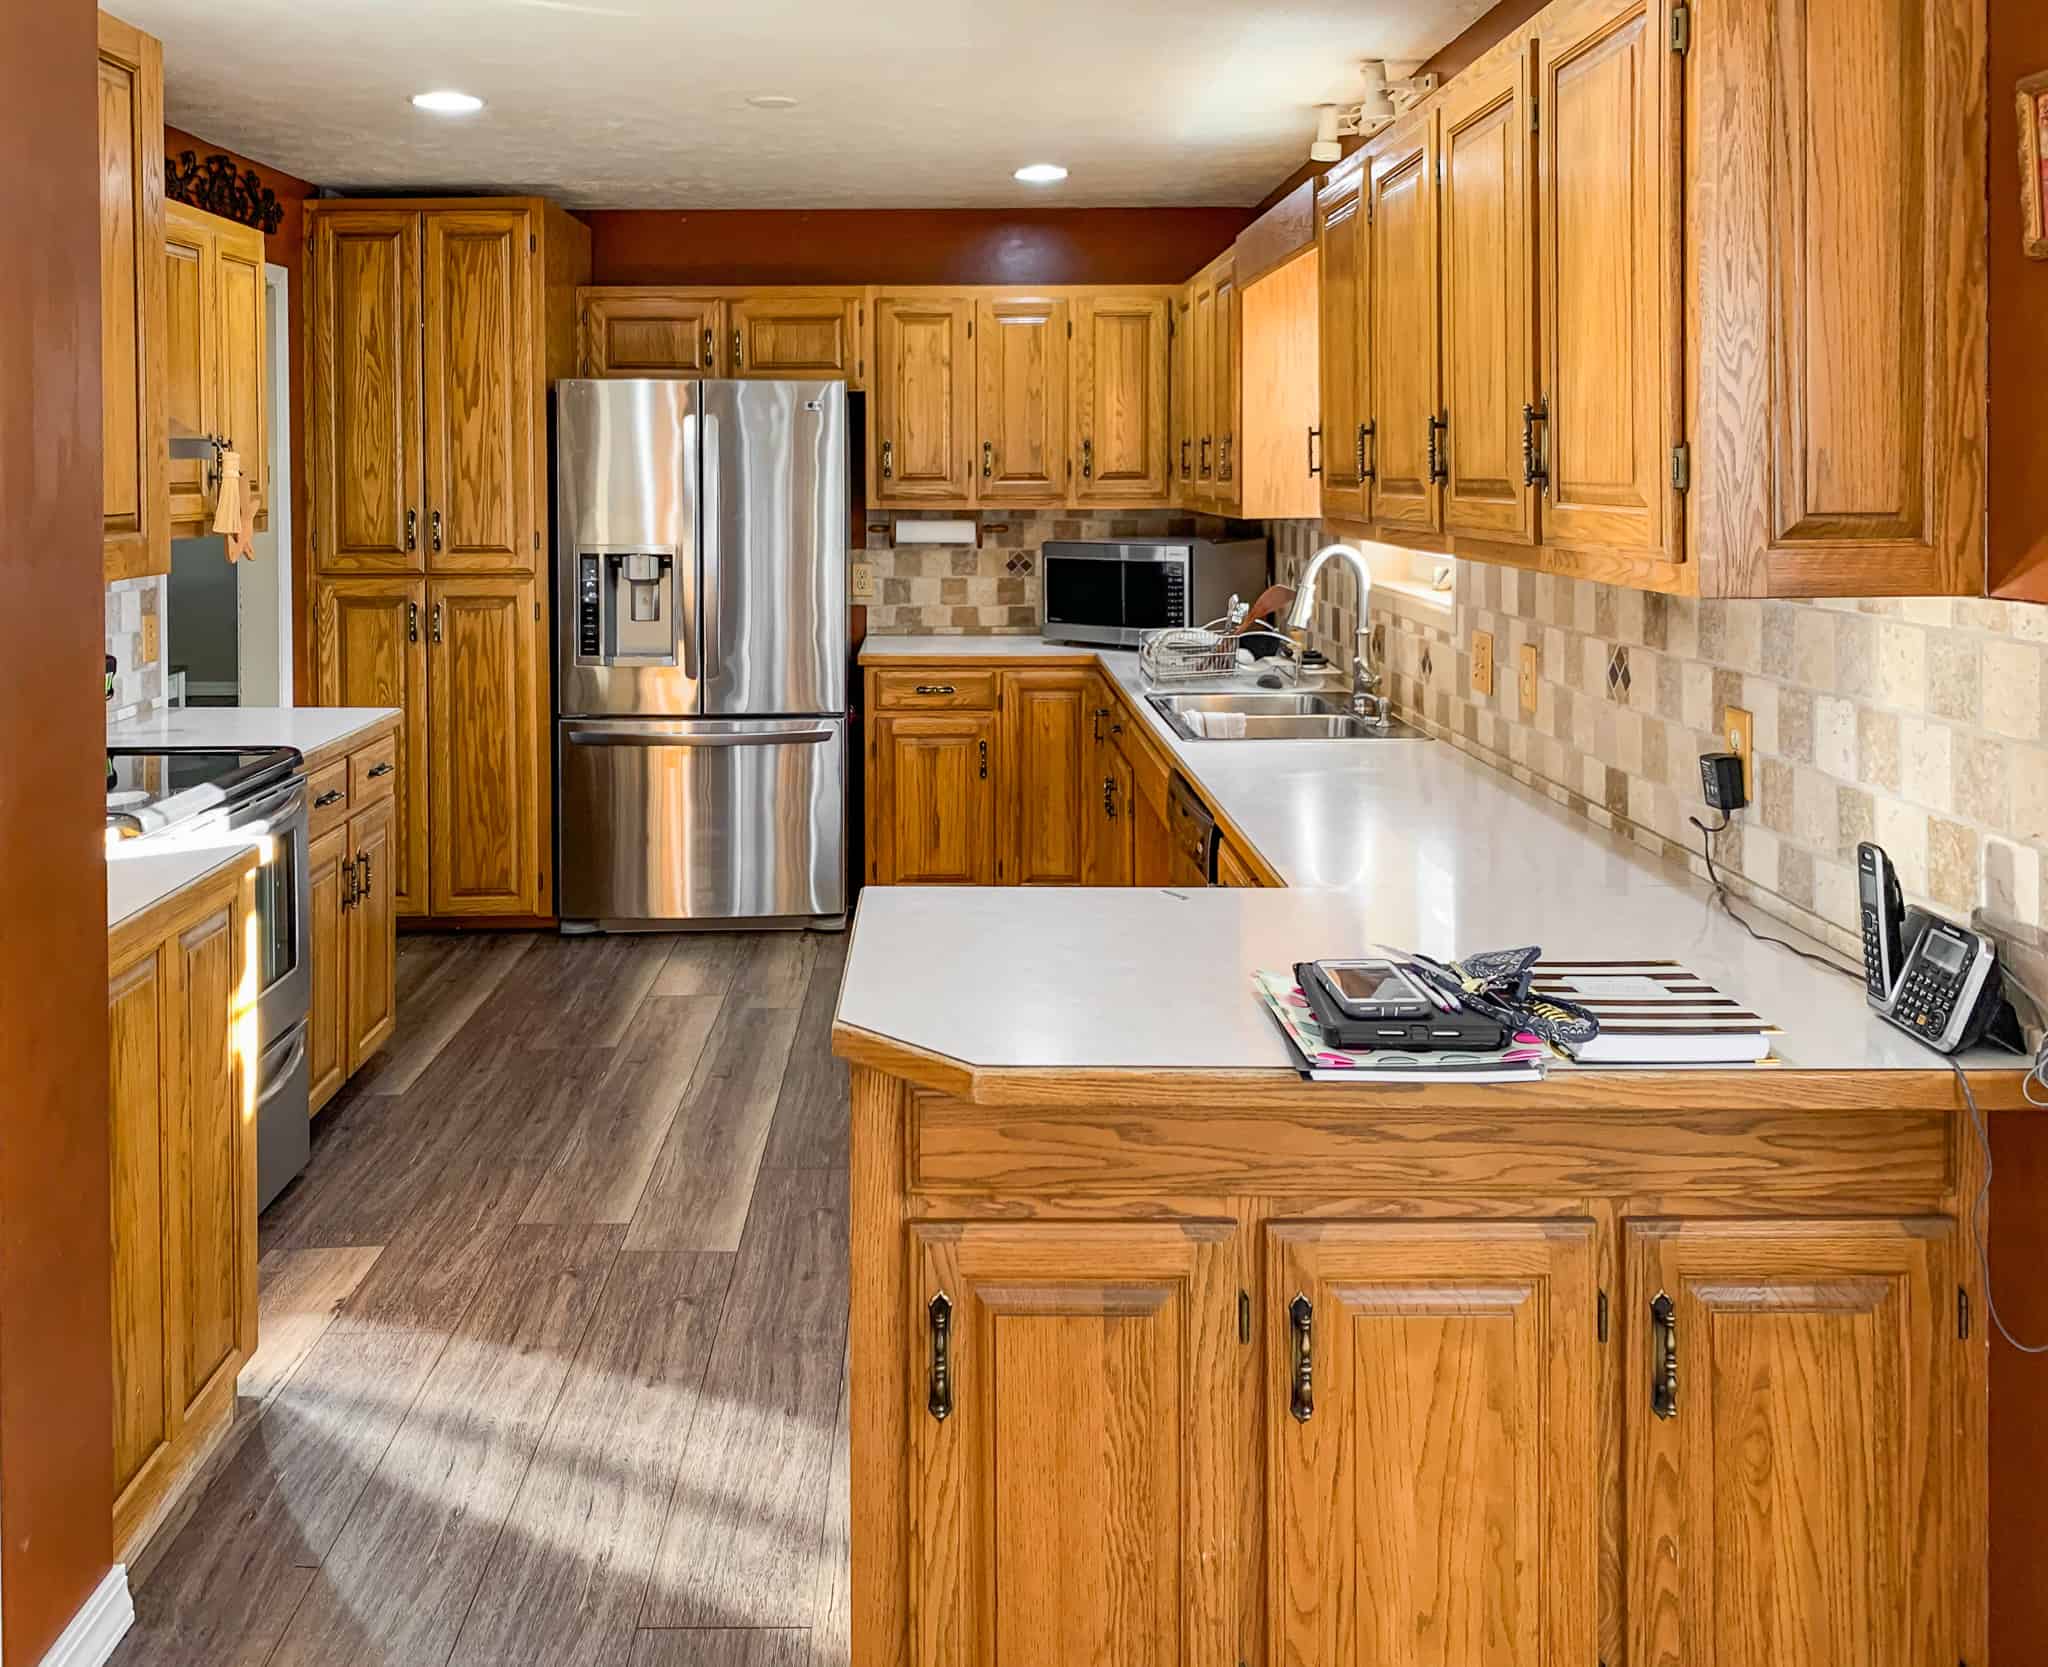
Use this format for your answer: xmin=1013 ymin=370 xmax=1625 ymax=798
xmin=861 ymin=509 xmax=1260 ymax=635
xmin=105 ymin=574 xmax=165 ymax=722
xmin=1274 ymin=515 xmax=2048 ymax=1014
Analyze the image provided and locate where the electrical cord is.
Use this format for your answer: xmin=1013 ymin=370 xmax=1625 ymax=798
xmin=1691 ymin=813 xmax=2048 ymax=1354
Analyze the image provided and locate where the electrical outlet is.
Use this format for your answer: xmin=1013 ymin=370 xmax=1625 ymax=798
xmin=1722 ymin=705 xmax=1754 ymax=796
xmin=141 ymin=612 xmax=160 ymax=668
xmin=851 ymin=561 xmax=879 ymax=602
xmin=1470 ymin=630 xmax=1495 ymax=697
xmin=1517 ymin=643 xmax=1539 ymax=716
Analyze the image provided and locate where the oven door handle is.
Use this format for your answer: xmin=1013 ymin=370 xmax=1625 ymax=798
xmin=567 ymin=726 xmax=834 ymax=749
xmin=256 ymin=1029 xmax=308 ymax=1105
xmin=229 ymin=778 xmax=308 ymax=829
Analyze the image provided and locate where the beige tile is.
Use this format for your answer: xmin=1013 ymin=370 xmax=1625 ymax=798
xmin=1876 ymin=622 xmax=1927 ymax=711
xmin=1776 ymin=688 xmax=1814 ymax=763
xmin=1793 ymin=765 xmax=1837 ymax=852
xmin=1927 ymin=817 xmax=1980 ymax=912
xmin=1837 ymin=786 xmax=1876 ymax=853
xmin=1791 ymin=607 xmax=1837 ymax=688
xmin=1899 ymin=717 xmax=1953 ymax=813
xmin=1874 ymin=797 xmax=1929 ymax=895
xmin=1983 ymin=836 xmax=2043 ymax=930
xmin=2012 ymin=744 xmax=2048 ymax=843
xmin=1758 ymin=757 xmax=1795 ymax=836
xmin=1813 ymin=695 xmax=1858 ymax=780
xmin=1952 ymin=734 xmax=2011 ymax=829
xmin=1834 ymin=612 xmax=1877 ymax=699
xmin=1982 ymin=638 xmax=2043 ymax=741
xmin=1927 ymin=634 xmax=1981 ymax=723
xmin=1857 ymin=708 xmax=1902 ymax=793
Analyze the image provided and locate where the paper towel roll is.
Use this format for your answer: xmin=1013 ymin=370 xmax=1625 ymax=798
xmin=893 ymin=519 xmax=978 ymax=546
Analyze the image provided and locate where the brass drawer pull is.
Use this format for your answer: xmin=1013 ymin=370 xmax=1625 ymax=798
xmin=367 ymin=760 xmax=394 ymax=779
xmin=1289 ymin=1292 xmax=1315 ymax=1423
xmin=1427 ymin=411 xmax=1449 ymax=485
xmin=1522 ymin=399 xmax=1551 ymax=489
xmin=1081 ymin=437 xmax=1094 ymax=480
xmin=430 ymin=508 xmax=443 ymax=552
xmin=314 ymin=789 xmax=344 ymax=808
xmin=983 ymin=439 xmax=993 ymax=479
xmin=702 ymin=325 xmax=714 ymax=365
xmin=927 ymin=1293 xmax=953 ymax=1422
xmin=1650 ymin=1291 xmax=1678 ymax=1419
xmin=913 ymin=684 xmax=956 ymax=697
xmin=977 ymin=739 xmax=989 ymax=780
xmin=1360 ymin=419 xmax=1377 ymax=483
xmin=881 ymin=438 xmax=894 ymax=480
xmin=407 ymin=601 xmax=419 ymax=643
xmin=404 ymin=507 xmax=417 ymax=551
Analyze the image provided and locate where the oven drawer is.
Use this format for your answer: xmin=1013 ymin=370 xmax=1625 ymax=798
xmin=870 ymin=669 xmax=1001 ymax=711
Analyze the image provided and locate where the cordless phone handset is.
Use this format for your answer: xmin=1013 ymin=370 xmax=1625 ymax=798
xmin=1856 ymin=841 xmax=1906 ymax=1008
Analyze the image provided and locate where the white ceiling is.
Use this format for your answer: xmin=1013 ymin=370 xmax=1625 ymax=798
xmin=121 ymin=0 xmax=1492 ymax=209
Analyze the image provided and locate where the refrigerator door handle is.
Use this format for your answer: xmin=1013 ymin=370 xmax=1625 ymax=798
xmin=679 ymin=410 xmax=702 ymax=684
xmin=699 ymin=409 xmax=721 ymax=683
xmin=567 ymin=726 xmax=834 ymax=749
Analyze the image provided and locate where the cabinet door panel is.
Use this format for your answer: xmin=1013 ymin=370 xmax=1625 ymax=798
xmin=731 ymin=294 xmax=861 ymax=382
xmin=163 ymin=207 xmax=213 ymax=532
xmin=1626 ymin=1218 xmax=1956 ymax=1667
xmin=874 ymin=297 xmax=974 ymax=504
xmin=1370 ymin=114 xmax=1443 ymax=532
xmin=428 ymin=577 xmax=539 ymax=914
xmin=314 ymin=577 xmax=428 ymax=917
xmin=911 ymin=1222 xmax=1236 ymax=1667
xmin=346 ymin=797 xmax=399 ymax=1068
xmin=216 ymin=220 xmax=268 ymax=528
xmin=1317 ymin=171 xmax=1371 ymax=521
xmin=171 ymin=902 xmax=241 ymax=1416
xmin=1171 ymin=293 xmax=1195 ymax=492
xmin=873 ymin=712 xmax=996 ymax=885
xmin=1072 ymin=295 xmax=1170 ymax=502
xmin=1191 ymin=280 xmax=1217 ymax=494
xmin=307 ymin=822 xmax=348 ymax=1115
xmin=975 ymin=299 xmax=1067 ymax=504
xmin=1211 ymin=268 xmax=1240 ymax=511
xmin=310 ymin=212 xmax=422 ymax=572
xmin=99 ymin=14 xmax=168 ymax=582
xmin=109 ymin=947 xmax=171 ymax=1504
xmin=1000 ymin=669 xmax=1089 ymax=883
xmin=422 ymin=210 xmax=534 ymax=571
xmin=1537 ymin=0 xmax=1677 ymax=561
xmin=1271 ymin=1219 xmax=1597 ymax=1667
xmin=1441 ymin=51 xmax=1537 ymax=543
xmin=579 ymin=292 xmax=725 ymax=376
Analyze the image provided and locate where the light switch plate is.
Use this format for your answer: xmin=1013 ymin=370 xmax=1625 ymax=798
xmin=1722 ymin=705 xmax=1754 ymax=796
xmin=1471 ymin=630 xmax=1495 ymax=697
xmin=1517 ymin=643 xmax=1539 ymax=716
xmin=141 ymin=612 xmax=160 ymax=668
xmin=851 ymin=562 xmax=879 ymax=602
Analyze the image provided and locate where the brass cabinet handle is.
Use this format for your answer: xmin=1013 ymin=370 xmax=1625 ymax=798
xmin=406 ymin=601 xmax=419 ymax=643
xmin=1307 ymin=425 xmax=1322 ymax=477
xmin=1219 ymin=433 xmax=1233 ymax=482
xmin=431 ymin=603 xmax=443 ymax=645
xmin=367 ymin=760 xmax=394 ymax=779
xmin=314 ymin=788 xmax=343 ymax=808
xmin=881 ymin=438 xmax=894 ymax=480
xmin=977 ymin=739 xmax=988 ymax=781
xmin=927 ymin=1293 xmax=953 ymax=1422
xmin=1180 ymin=435 xmax=1191 ymax=478
xmin=1081 ymin=437 xmax=1094 ymax=480
xmin=913 ymin=684 xmax=956 ymax=697
xmin=404 ymin=507 xmax=417 ymax=551
xmin=702 ymin=324 xmax=714 ymax=365
xmin=430 ymin=509 xmax=443 ymax=552
xmin=983 ymin=439 xmax=993 ymax=479
xmin=1102 ymin=776 xmax=1117 ymax=820
xmin=1091 ymin=706 xmax=1110 ymax=742
xmin=733 ymin=326 xmax=743 ymax=369
xmin=1199 ymin=435 xmax=1211 ymax=478
xmin=341 ymin=857 xmax=357 ymax=911
xmin=1522 ymin=398 xmax=1551 ymax=489
xmin=1427 ymin=412 xmax=1449 ymax=485
xmin=1289 ymin=1292 xmax=1315 ymax=1423
xmin=1650 ymin=1291 xmax=1678 ymax=1420
xmin=1359 ymin=420 xmax=1376 ymax=482
xmin=355 ymin=851 xmax=370 ymax=902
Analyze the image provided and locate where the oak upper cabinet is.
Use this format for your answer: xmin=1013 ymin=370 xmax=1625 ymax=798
xmin=975 ymin=298 xmax=1068 ymax=505
xmin=1000 ymin=668 xmax=1092 ymax=883
xmin=164 ymin=201 xmax=268 ymax=538
xmin=1439 ymin=43 xmax=1536 ymax=545
xmin=1536 ymin=0 xmax=1682 ymax=578
xmin=873 ymin=296 xmax=976 ymax=505
xmin=579 ymin=289 xmax=726 ymax=376
xmin=312 ymin=577 xmax=428 ymax=917
xmin=1186 ymin=255 xmax=1242 ymax=511
xmin=427 ymin=576 xmax=540 ymax=916
xmin=1271 ymin=1219 xmax=1599 ymax=1667
xmin=729 ymin=292 xmax=864 ymax=383
xmin=108 ymin=860 xmax=257 ymax=1564
xmin=1236 ymin=250 xmax=1322 ymax=519
xmin=1368 ymin=110 xmax=1444 ymax=533
xmin=98 ymin=10 xmax=167 ymax=582
xmin=870 ymin=711 xmax=998 ymax=884
xmin=1071 ymin=294 xmax=1171 ymax=504
xmin=910 ymin=1221 xmax=1238 ymax=1667
xmin=1686 ymin=0 xmax=1983 ymax=595
xmin=1170 ymin=292 xmax=1195 ymax=492
xmin=1625 ymin=1218 xmax=1958 ymax=1667
xmin=1316 ymin=158 xmax=1372 ymax=522
xmin=1189 ymin=274 xmax=1218 ymax=495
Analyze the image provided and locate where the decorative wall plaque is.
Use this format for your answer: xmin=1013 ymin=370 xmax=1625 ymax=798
xmin=165 ymin=151 xmax=285 ymax=235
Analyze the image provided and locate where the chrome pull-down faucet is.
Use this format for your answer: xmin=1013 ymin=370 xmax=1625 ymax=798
xmin=1283 ymin=543 xmax=1388 ymax=725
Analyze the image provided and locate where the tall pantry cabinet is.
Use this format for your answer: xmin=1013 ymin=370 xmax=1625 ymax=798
xmin=306 ymin=198 xmax=590 ymax=920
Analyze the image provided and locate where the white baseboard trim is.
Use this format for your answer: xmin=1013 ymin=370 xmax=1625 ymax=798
xmin=35 ymin=1566 xmax=133 ymax=1667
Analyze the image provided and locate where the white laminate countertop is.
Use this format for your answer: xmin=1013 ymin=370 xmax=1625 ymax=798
xmin=107 ymin=842 xmax=256 ymax=931
xmin=107 ymin=705 xmax=400 ymax=763
xmin=848 ymin=636 xmax=2023 ymax=1075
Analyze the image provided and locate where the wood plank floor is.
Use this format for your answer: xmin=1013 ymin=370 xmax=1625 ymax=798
xmin=114 ymin=929 xmax=854 ymax=1667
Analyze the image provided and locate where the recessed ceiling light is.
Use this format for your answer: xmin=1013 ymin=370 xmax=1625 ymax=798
xmin=411 ymin=89 xmax=485 ymax=115
xmin=1014 ymin=163 xmax=1068 ymax=184
xmin=747 ymin=93 xmax=799 ymax=109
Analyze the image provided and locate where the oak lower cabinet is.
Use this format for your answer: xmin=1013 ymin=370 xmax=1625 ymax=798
xmin=1001 ymin=669 xmax=1093 ymax=884
xmin=164 ymin=199 xmax=267 ymax=537
xmin=910 ymin=1221 xmax=1238 ymax=1667
xmin=108 ymin=854 xmax=258 ymax=1565
xmin=306 ymin=735 xmax=400 ymax=1116
xmin=870 ymin=712 xmax=998 ymax=885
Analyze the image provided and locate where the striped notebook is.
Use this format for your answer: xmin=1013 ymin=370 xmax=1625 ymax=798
xmin=1532 ymin=961 xmax=1778 ymax=1065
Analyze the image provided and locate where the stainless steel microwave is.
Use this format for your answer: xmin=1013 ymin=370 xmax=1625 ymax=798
xmin=1039 ymin=537 xmax=1270 ymax=648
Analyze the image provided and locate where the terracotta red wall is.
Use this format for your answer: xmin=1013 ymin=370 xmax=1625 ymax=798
xmin=0 ymin=0 xmax=116 ymax=1659
xmin=163 ymin=127 xmax=318 ymax=694
xmin=1988 ymin=0 xmax=2048 ymax=600
xmin=586 ymin=207 xmax=1250 ymax=287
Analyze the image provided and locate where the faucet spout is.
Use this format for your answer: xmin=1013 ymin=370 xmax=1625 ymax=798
xmin=1285 ymin=543 xmax=1383 ymax=719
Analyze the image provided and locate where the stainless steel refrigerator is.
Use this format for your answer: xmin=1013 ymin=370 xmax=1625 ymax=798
xmin=554 ymin=377 xmax=849 ymax=928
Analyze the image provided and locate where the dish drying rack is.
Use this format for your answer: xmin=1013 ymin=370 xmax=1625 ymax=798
xmin=1138 ymin=599 xmax=1298 ymax=684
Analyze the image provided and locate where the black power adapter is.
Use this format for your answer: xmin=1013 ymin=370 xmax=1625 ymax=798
xmin=1699 ymin=752 xmax=1748 ymax=813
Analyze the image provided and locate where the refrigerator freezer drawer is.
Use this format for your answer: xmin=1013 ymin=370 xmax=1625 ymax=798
xmin=558 ymin=717 xmax=847 ymax=923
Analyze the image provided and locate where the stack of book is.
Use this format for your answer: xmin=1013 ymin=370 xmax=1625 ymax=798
xmin=1253 ymin=970 xmax=1549 ymax=1083
xmin=1529 ymin=961 xmax=1778 ymax=1065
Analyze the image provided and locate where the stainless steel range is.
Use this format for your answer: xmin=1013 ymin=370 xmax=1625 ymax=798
xmin=554 ymin=378 xmax=849 ymax=929
xmin=108 ymin=746 xmax=311 ymax=1208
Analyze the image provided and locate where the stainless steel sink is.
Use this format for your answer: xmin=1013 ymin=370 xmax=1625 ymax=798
xmin=1147 ymin=691 xmax=1426 ymax=741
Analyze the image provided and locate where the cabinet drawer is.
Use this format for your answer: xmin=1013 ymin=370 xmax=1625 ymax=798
xmin=349 ymin=733 xmax=399 ymax=809
xmin=306 ymin=761 xmax=351 ymax=840
xmin=871 ymin=669 xmax=1001 ymax=711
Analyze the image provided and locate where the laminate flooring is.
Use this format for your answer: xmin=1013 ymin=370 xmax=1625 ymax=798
xmin=113 ymin=929 xmax=853 ymax=1667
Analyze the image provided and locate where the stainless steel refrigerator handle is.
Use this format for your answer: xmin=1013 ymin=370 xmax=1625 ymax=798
xmin=679 ymin=412 xmax=702 ymax=683
xmin=567 ymin=727 xmax=835 ymax=748
xmin=699 ymin=410 xmax=720 ymax=682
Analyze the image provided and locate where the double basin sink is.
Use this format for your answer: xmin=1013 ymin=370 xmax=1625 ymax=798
xmin=1146 ymin=690 xmax=1427 ymax=742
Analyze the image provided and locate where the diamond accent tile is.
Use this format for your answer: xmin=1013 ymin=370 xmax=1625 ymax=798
xmin=1606 ymin=644 xmax=1632 ymax=699
xmin=1005 ymin=553 xmax=1033 ymax=576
